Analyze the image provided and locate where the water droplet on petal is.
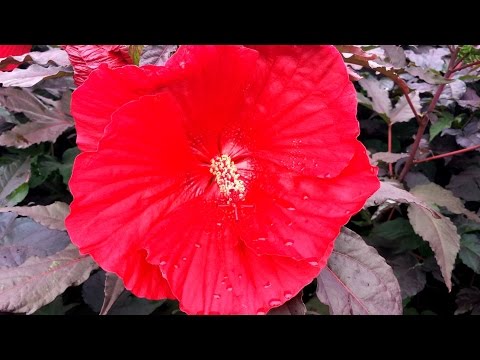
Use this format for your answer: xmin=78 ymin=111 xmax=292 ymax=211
xmin=182 ymin=257 xmax=187 ymax=261
xmin=284 ymin=240 xmax=294 ymax=246
xmin=264 ymin=281 xmax=271 ymax=288
xmin=216 ymin=222 xmax=222 ymax=227
xmin=174 ymin=264 xmax=179 ymax=269
xmin=286 ymin=207 xmax=296 ymax=211
xmin=257 ymin=237 xmax=267 ymax=241
xmin=284 ymin=291 xmax=293 ymax=300
xmin=303 ymin=195 xmax=309 ymax=200
xmin=213 ymin=294 xmax=221 ymax=299
xmin=238 ymin=274 xmax=242 ymax=279
xmin=287 ymin=221 xmax=293 ymax=227
xmin=344 ymin=210 xmax=351 ymax=215
xmin=227 ymin=286 xmax=233 ymax=292
xmin=194 ymin=243 xmax=201 ymax=248
xmin=257 ymin=310 xmax=266 ymax=315
xmin=159 ymin=260 xmax=167 ymax=266
xmin=325 ymin=173 xmax=332 ymax=178
xmin=308 ymin=261 xmax=319 ymax=266
xmin=269 ymin=299 xmax=282 ymax=307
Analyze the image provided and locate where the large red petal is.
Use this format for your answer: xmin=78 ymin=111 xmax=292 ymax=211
xmin=164 ymin=45 xmax=259 ymax=159
xmin=71 ymin=64 xmax=176 ymax=152
xmin=238 ymin=142 xmax=379 ymax=260
xmin=67 ymin=93 xmax=195 ymax=299
xmin=143 ymin=198 xmax=320 ymax=315
xmin=244 ymin=45 xmax=359 ymax=178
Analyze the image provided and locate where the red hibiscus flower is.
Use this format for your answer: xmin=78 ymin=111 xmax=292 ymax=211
xmin=66 ymin=45 xmax=379 ymax=314
xmin=63 ymin=45 xmax=133 ymax=86
xmin=0 ymin=45 xmax=32 ymax=71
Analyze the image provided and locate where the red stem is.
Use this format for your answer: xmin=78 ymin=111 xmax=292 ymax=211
xmin=413 ymin=144 xmax=480 ymax=164
xmin=398 ymin=47 xmax=459 ymax=182
xmin=388 ymin=123 xmax=393 ymax=177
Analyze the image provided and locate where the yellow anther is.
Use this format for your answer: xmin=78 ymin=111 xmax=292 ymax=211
xmin=209 ymin=154 xmax=245 ymax=201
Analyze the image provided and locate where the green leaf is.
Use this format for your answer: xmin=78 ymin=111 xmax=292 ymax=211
xmin=29 ymin=155 xmax=57 ymax=188
xmin=304 ymin=296 xmax=330 ymax=315
xmin=128 ymin=45 xmax=144 ymax=66
xmin=33 ymin=295 xmax=78 ymax=315
xmin=0 ymin=157 xmax=31 ymax=206
xmin=459 ymin=234 xmax=480 ymax=274
xmin=429 ymin=112 xmax=455 ymax=141
xmin=458 ymin=45 xmax=480 ymax=64
xmin=5 ymin=183 xmax=29 ymax=206
xmin=368 ymin=218 xmax=423 ymax=252
xmin=59 ymin=147 xmax=80 ymax=185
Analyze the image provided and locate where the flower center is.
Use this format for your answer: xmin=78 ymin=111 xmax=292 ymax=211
xmin=209 ymin=154 xmax=245 ymax=202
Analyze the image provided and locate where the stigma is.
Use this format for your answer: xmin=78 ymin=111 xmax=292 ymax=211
xmin=209 ymin=154 xmax=246 ymax=202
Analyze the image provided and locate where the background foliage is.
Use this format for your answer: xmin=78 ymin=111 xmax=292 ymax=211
xmin=1 ymin=45 xmax=479 ymax=315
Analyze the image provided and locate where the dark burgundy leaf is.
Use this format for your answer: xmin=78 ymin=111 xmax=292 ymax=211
xmin=268 ymin=291 xmax=306 ymax=315
xmin=458 ymin=88 xmax=480 ymax=110
xmin=0 ymin=48 xmax=70 ymax=69
xmin=455 ymin=287 xmax=480 ymax=315
xmin=0 ymin=202 xmax=70 ymax=231
xmin=139 ymin=45 xmax=178 ymax=67
xmin=381 ymin=45 xmax=406 ymax=68
xmin=407 ymin=203 xmax=460 ymax=291
xmin=316 ymin=228 xmax=402 ymax=315
xmin=405 ymin=47 xmax=450 ymax=72
xmin=0 ymin=88 xmax=73 ymax=148
xmin=406 ymin=66 xmax=453 ymax=85
xmin=386 ymin=253 xmax=426 ymax=298
xmin=0 ymin=245 xmax=97 ymax=314
xmin=0 ymin=213 xmax=70 ymax=268
xmin=99 ymin=272 xmax=125 ymax=315
xmin=447 ymin=167 xmax=480 ymax=202
xmin=82 ymin=270 xmax=164 ymax=315
xmin=365 ymin=181 xmax=440 ymax=218
xmin=0 ymin=64 xmax=72 ymax=88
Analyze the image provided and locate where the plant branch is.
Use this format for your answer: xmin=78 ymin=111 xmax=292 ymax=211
xmin=413 ymin=144 xmax=480 ymax=164
xmin=452 ymin=60 xmax=480 ymax=73
xmin=398 ymin=47 xmax=459 ymax=182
